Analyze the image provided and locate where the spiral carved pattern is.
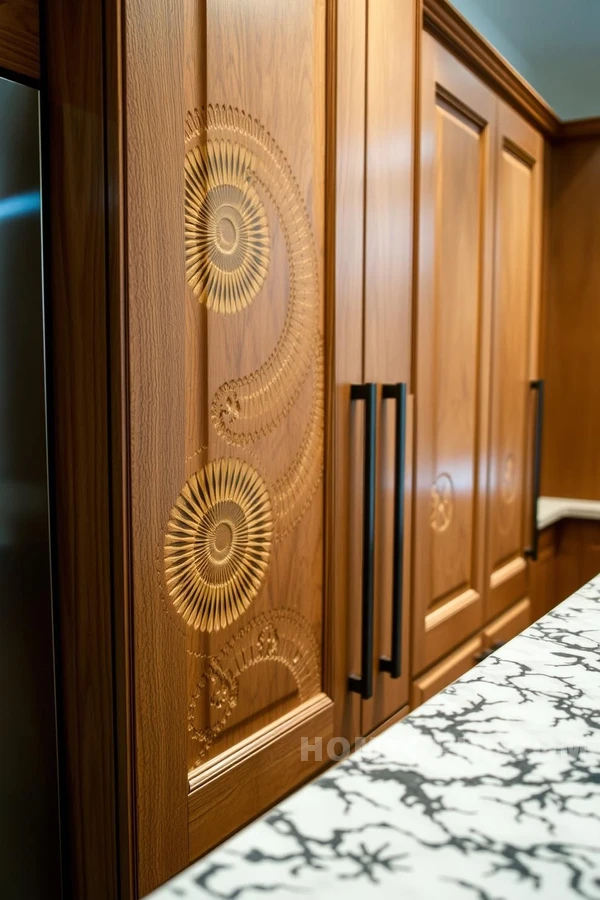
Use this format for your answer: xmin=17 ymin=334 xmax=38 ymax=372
xmin=187 ymin=609 xmax=321 ymax=767
xmin=185 ymin=105 xmax=320 ymax=447
xmin=185 ymin=140 xmax=270 ymax=313
xmin=164 ymin=459 xmax=273 ymax=632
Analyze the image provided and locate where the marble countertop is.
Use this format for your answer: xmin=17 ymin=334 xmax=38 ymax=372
xmin=538 ymin=496 xmax=600 ymax=530
xmin=151 ymin=576 xmax=600 ymax=900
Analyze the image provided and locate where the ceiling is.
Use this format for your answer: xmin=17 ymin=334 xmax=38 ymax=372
xmin=450 ymin=0 xmax=600 ymax=120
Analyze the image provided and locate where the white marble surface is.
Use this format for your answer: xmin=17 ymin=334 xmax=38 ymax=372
xmin=538 ymin=496 xmax=600 ymax=530
xmin=150 ymin=576 xmax=600 ymax=900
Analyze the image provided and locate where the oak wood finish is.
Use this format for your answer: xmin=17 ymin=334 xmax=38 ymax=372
xmin=332 ymin=0 xmax=364 ymax=748
xmin=541 ymin=138 xmax=600 ymax=501
xmin=365 ymin=704 xmax=410 ymax=741
xmin=188 ymin=694 xmax=333 ymax=855
xmin=125 ymin=0 xmax=336 ymax=887
xmin=44 ymin=0 xmax=131 ymax=896
xmin=556 ymin=117 xmax=600 ymax=142
xmin=334 ymin=0 xmax=416 ymax=740
xmin=529 ymin=526 xmax=558 ymax=621
xmin=485 ymin=101 xmax=543 ymax=622
xmin=125 ymin=0 xmax=188 ymax=889
xmin=556 ymin=520 xmax=600 ymax=602
xmin=422 ymin=0 xmax=559 ymax=137
xmin=411 ymin=635 xmax=482 ymax=708
xmin=482 ymin=597 xmax=531 ymax=648
xmin=362 ymin=0 xmax=416 ymax=735
xmin=412 ymin=35 xmax=495 ymax=674
xmin=0 ymin=0 xmax=38 ymax=80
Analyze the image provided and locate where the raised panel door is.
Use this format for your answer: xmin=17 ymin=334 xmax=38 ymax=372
xmin=412 ymin=35 xmax=495 ymax=674
xmin=485 ymin=102 xmax=543 ymax=621
xmin=125 ymin=1 xmax=335 ymax=892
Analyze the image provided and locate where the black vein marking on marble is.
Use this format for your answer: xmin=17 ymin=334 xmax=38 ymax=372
xmin=316 ymin=754 xmax=388 ymax=814
xmin=194 ymin=862 xmax=301 ymax=899
xmin=244 ymin=810 xmax=409 ymax=882
xmin=442 ymin=878 xmax=505 ymax=900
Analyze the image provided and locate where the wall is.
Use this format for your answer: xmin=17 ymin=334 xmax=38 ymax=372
xmin=541 ymin=137 xmax=600 ymax=501
xmin=450 ymin=0 xmax=600 ymax=120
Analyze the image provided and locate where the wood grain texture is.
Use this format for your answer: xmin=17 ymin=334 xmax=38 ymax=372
xmin=530 ymin=526 xmax=558 ymax=621
xmin=126 ymin=0 xmax=336 ymax=886
xmin=44 ymin=0 xmax=126 ymax=895
xmin=188 ymin=695 xmax=333 ymax=859
xmin=412 ymin=36 xmax=495 ymax=674
xmin=361 ymin=0 xmax=416 ymax=735
xmin=124 ymin=0 xmax=189 ymax=891
xmin=364 ymin=704 xmax=409 ymax=741
xmin=556 ymin=520 xmax=600 ymax=602
xmin=332 ymin=0 xmax=365 ymax=745
xmin=541 ymin=138 xmax=600 ymax=501
xmin=0 ymin=0 xmax=38 ymax=79
xmin=363 ymin=0 xmax=416 ymax=387
xmin=422 ymin=0 xmax=559 ymax=137
xmin=556 ymin=117 xmax=600 ymax=142
xmin=482 ymin=597 xmax=531 ymax=648
xmin=485 ymin=101 xmax=543 ymax=622
xmin=411 ymin=635 xmax=482 ymax=708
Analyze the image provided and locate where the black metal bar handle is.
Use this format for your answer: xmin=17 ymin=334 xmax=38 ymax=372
xmin=524 ymin=379 xmax=544 ymax=562
xmin=348 ymin=383 xmax=377 ymax=700
xmin=379 ymin=383 xmax=407 ymax=679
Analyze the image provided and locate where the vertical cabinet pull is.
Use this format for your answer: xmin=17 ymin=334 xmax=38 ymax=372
xmin=379 ymin=383 xmax=407 ymax=679
xmin=348 ymin=383 xmax=377 ymax=700
xmin=525 ymin=379 xmax=544 ymax=562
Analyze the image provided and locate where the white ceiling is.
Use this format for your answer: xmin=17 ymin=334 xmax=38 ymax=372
xmin=450 ymin=0 xmax=600 ymax=120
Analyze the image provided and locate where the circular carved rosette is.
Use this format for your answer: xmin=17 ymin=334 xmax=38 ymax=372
xmin=185 ymin=140 xmax=270 ymax=313
xmin=185 ymin=104 xmax=320 ymax=447
xmin=164 ymin=458 xmax=273 ymax=632
xmin=187 ymin=609 xmax=321 ymax=768
xmin=430 ymin=472 xmax=455 ymax=533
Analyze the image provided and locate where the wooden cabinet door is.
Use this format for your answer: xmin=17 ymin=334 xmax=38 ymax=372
xmin=485 ymin=102 xmax=543 ymax=622
xmin=411 ymin=635 xmax=482 ymax=709
xmin=412 ymin=35 xmax=495 ymax=674
xmin=362 ymin=0 xmax=416 ymax=734
xmin=482 ymin=597 xmax=531 ymax=648
xmin=334 ymin=0 xmax=416 ymax=741
xmin=126 ymin=1 xmax=335 ymax=892
xmin=530 ymin=525 xmax=557 ymax=620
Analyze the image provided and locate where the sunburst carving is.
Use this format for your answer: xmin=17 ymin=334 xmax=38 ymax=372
xmin=164 ymin=459 xmax=273 ymax=631
xmin=185 ymin=140 xmax=270 ymax=313
xmin=187 ymin=609 xmax=321 ymax=767
xmin=185 ymin=105 xmax=320 ymax=446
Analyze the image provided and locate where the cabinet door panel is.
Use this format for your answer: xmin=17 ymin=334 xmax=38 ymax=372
xmin=413 ymin=36 xmax=495 ymax=674
xmin=483 ymin=597 xmax=531 ymax=648
xmin=126 ymin=1 xmax=334 ymax=891
xmin=362 ymin=0 xmax=416 ymax=733
xmin=411 ymin=635 xmax=482 ymax=708
xmin=486 ymin=102 xmax=543 ymax=621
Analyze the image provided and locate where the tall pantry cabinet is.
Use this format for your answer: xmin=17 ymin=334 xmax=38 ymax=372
xmin=334 ymin=0 xmax=417 ymax=744
xmin=412 ymin=33 xmax=544 ymax=680
xmin=126 ymin=0 xmax=337 ymax=892
xmin=485 ymin=101 xmax=544 ymax=624
xmin=412 ymin=34 xmax=496 ymax=674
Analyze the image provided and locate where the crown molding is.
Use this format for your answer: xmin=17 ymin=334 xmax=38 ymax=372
xmin=556 ymin=117 xmax=600 ymax=142
xmin=423 ymin=0 xmax=560 ymax=137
